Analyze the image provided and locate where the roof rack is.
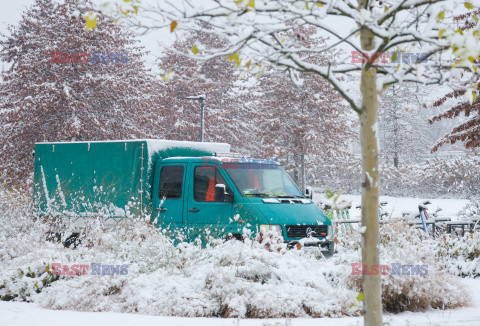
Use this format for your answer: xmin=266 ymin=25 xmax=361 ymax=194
xmin=214 ymin=152 xmax=244 ymax=158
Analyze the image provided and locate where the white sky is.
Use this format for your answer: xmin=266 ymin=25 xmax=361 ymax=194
xmin=0 ymin=0 xmax=174 ymax=72
xmin=0 ymin=0 xmax=34 ymax=31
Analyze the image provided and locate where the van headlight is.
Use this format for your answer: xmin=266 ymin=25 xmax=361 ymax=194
xmin=260 ymin=224 xmax=283 ymax=237
xmin=326 ymin=224 xmax=333 ymax=241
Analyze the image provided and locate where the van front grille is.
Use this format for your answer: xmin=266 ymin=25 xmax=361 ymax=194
xmin=285 ymin=225 xmax=327 ymax=239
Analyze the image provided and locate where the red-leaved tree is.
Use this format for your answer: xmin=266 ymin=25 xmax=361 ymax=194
xmin=430 ymin=10 xmax=480 ymax=152
xmin=0 ymin=0 xmax=159 ymax=184
xmin=157 ymin=26 xmax=255 ymax=148
xmin=242 ymin=27 xmax=354 ymax=190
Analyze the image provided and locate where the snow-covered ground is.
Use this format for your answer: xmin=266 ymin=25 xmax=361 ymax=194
xmin=1 ymin=277 xmax=480 ymax=326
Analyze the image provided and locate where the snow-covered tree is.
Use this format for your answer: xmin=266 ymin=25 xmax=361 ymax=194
xmin=247 ymin=67 xmax=354 ymax=191
xmin=429 ymin=10 xmax=480 ymax=152
xmin=377 ymin=83 xmax=431 ymax=167
xmin=239 ymin=26 xmax=354 ymax=191
xmin=157 ymin=27 xmax=256 ymax=148
xmin=98 ymin=0 xmax=479 ymax=323
xmin=430 ymin=89 xmax=480 ymax=151
xmin=0 ymin=0 xmax=158 ymax=184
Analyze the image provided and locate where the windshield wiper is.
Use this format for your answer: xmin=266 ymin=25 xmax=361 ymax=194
xmin=276 ymin=195 xmax=305 ymax=198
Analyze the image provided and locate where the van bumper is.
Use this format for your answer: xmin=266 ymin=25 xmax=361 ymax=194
xmin=285 ymin=238 xmax=335 ymax=257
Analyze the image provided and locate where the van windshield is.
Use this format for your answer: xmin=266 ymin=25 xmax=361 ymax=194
xmin=224 ymin=163 xmax=304 ymax=198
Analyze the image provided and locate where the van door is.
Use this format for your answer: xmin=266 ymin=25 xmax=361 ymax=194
xmin=186 ymin=164 xmax=234 ymax=241
xmin=152 ymin=163 xmax=187 ymax=236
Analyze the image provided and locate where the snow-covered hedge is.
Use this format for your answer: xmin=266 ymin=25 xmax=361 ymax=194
xmin=458 ymin=199 xmax=480 ymax=220
xmin=0 ymin=187 xmax=471 ymax=317
xmin=431 ymin=199 xmax=480 ymax=278
xmin=336 ymin=222 xmax=469 ymax=313
xmin=436 ymin=232 xmax=480 ymax=278
xmin=2 ymin=217 xmax=359 ymax=317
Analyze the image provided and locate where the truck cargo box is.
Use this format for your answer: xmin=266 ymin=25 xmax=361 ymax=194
xmin=33 ymin=139 xmax=230 ymax=218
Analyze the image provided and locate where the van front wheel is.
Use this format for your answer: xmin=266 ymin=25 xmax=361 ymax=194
xmin=224 ymin=233 xmax=244 ymax=242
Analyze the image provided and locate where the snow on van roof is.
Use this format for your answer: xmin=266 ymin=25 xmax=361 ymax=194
xmin=145 ymin=139 xmax=230 ymax=156
xmin=36 ymin=139 xmax=149 ymax=144
xmin=36 ymin=139 xmax=231 ymax=154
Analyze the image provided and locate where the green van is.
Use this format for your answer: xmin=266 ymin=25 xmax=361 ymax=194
xmin=33 ymin=139 xmax=334 ymax=254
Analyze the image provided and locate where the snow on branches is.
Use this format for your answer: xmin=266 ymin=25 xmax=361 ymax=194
xmin=430 ymin=9 xmax=480 ymax=152
xmin=99 ymin=0 xmax=480 ymax=109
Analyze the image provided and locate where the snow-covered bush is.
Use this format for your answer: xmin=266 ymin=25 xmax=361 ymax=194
xmin=0 ymin=185 xmax=60 ymax=301
xmin=412 ymin=157 xmax=480 ymax=197
xmin=38 ymin=238 xmax=360 ymax=318
xmin=337 ymin=222 xmax=469 ymax=312
xmin=431 ymin=199 xmax=480 ymax=278
xmin=436 ymin=231 xmax=480 ymax=278
xmin=0 ymin=188 xmax=470 ymax=317
xmin=378 ymin=223 xmax=468 ymax=311
xmin=458 ymin=199 xmax=480 ymax=220
xmin=0 ymin=188 xmax=358 ymax=317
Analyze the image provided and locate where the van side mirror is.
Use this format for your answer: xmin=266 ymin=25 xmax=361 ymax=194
xmin=215 ymin=184 xmax=234 ymax=203
xmin=305 ymin=187 xmax=313 ymax=199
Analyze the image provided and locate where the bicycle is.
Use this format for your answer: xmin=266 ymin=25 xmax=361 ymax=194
xmin=414 ymin=200 xmax=444 ymax=237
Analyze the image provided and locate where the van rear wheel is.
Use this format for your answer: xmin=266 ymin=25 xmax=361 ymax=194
xmin=64 ymin=233 xmax=81 ymax=248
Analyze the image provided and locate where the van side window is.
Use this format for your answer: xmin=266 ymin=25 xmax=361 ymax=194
xmin=159 ymin=165 xmax=184 ymax=199
xmin=194 ymin=166 xmax=231 ymax=202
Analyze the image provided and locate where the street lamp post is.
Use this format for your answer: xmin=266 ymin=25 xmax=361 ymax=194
xmin=186 ymin=95 xmax=206 ymax=142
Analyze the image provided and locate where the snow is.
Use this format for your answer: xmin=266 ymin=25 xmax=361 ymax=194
xmin=1 ymin=192 xmax=479 ymax=325
xmin=35 ymin=139 xmax=231 ymax=155
xmin=0 ymin=302 xmax=358 ymax=326
xmin=145 ymin=139 xmax=231 ymax=158
xmin=40 ymin=165 xmax=51 ymax=211
xmin=2 ymin=276 xmax=480 ymax=326
xmin=55 ymin=174 xmax=67 ymax=207
xmin=3 ymin=0 xmax=480 ymax=323
xmin=364 ymin=172 xmax=373 ymax=188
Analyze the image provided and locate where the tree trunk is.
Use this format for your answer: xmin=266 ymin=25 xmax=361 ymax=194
xmin=300 ymin=94 xmax=306 ymax=194
xmin=359 ymin=20 xmax=383 ymax=326
xmin=392 ymin=85 xmax=399 ymax=168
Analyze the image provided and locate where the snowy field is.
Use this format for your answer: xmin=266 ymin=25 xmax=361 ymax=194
xmin=1 ymin=276 xmax=480 ymax=326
